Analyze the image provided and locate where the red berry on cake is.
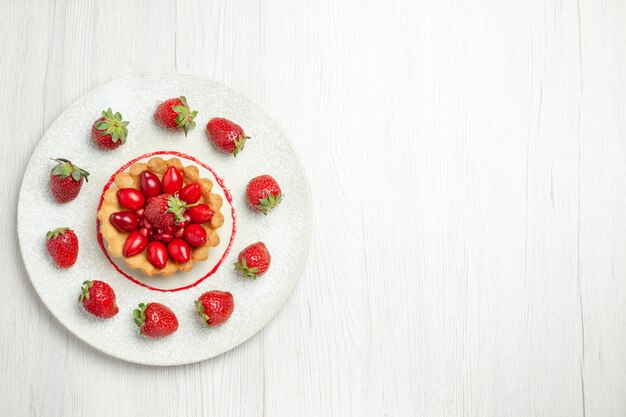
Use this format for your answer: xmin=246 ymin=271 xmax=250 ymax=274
xmin=183 ymin=224 xmax=207 ymax=247
xmin=140 ymin=170 xmax=162 ymax=199
xmin=123 ymin=230 xmax=148 ymax=257
xmin=206 ymin=117 xmax=250 ymax=157
xmin=109 ymin=211 xmax=141 ymax=232
xmin=143 ymin=194 xmax=193 ymax=228
xmin=234 ymin=242 xmax=271 ymax=279
xmin=116 ymin=188 xmax=146 ymax=211
xmin=154 ymin=96 xmax=198 ymax=136
xmin=91 ymin=108 xmax=129 ymax=150
xmin=246 ymin=175 xmax=282 ymax=215
xmin=79 ymin=280 xmax=119 ymax=318
xmin=195 ymin=290 xmax=234 ymax=327
xmin=161 ymin=166 xmax=183 ymax=194
xmin=46 ymin=227 xmax=79 ymax=268
xmin=179 ymin=183 xmax=201 ymax=204
xmin=187 ymin=204 xmax=213 ymax=223
xmin=168 ymin=238 xmax=191 ymax=263
xmin=49 ymin=158 xmax=89 ymax=203
xmin=147 ymin=241 xmax=168 ymax=269
xmin=133 ymin=303 xmax=178 ymax=338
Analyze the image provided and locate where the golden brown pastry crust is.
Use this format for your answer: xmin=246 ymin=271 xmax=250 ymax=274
xmin=97 ymin=157 xmax=225 ymax=276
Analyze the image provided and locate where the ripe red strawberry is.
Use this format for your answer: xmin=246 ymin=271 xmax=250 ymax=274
xmin=234 ymin=242 xmax=271 ymax=279
xmin=49 ymin=158 xmax=89 ymax=203
xmin=206 ymin=117 xmax=250 ymax=156
xmin=133 ymin=302 xmax=178 ymax=338
xmin=195 ymin=291 xmax=234 ymax=327
xmin=46 ymin=227 xmax=79 ymax=268
xmin=246 ymin=175 xmax=282 ymax=215
xmin=154 ymin=96 xmax=198 ymax=136
xmin=79 ymin=280 xmax=119 ymax=318
xmin=144 ymin=194 xmax=195 ymax=228
xmin=91 ymin=108 xmax=129 ymax=150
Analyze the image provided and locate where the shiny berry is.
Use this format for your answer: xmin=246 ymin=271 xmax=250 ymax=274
xmin=179 ymin=183 xmax=201 ymax=204
xmin=116 ymin=188 xmax=145 ymax=211
xmin=162 ymin=166 xmax=183 ymax=194
xmin=183 ymin=224 xmax=207 ymax=247
xmin=123 ymin=230 xmax=148 ymax=257
xmin=168 ymin=238 xmax=191 ymax=263
xmin=187 ymin=204 xmax=213 ymax=224
xmin=109 ymin=211 xmax=140 ymax=232
xmin=147 ymin=241 xmax=168 ymax=269
xmin=140 ymin=170 xmax=162 ymax=199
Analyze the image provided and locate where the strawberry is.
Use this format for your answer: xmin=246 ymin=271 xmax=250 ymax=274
xmin=195 ymin=291 xmax=234 ymax=327
xmin=49 ymin=158 xmax=89 ymax=203
xmin=234 ymin=242 xmax=271 ymax=279
xmin=144 ymin=194 xmax=195 ymax=228
xmin=79 ymin=280 xmax=119 ymax=318
xmin=206 ymin=117 xmax=250 ymax=156
xmin=133 ymin=302 xmax=178 ymax=338
xmin=46 ymin=227 xmax=79 ymax=268
xmin=154 ymin=96 xmax=197 ymax=136
xmin=245 ymin=175 xmax=282 ymax=215
xmin=91 ymin=108 xmax=129 ymax=150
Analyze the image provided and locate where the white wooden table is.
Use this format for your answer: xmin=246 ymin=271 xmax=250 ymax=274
xmin=2 ymin=0 xmax=625 ymax=415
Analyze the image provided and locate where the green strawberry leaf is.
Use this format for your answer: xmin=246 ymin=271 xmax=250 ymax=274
xmin=234 ymin=257 xmax=260 ymax=279
xmin=46 ymin=227 xmax=68 ymax=240
xmin=232 ymin=135 xmax=250 ymax=157
xmin=133 ymin=303 xmax=147 ymax=328
xmin=256 ymin=191 xmax=283 ymax=215
xmin=171 ymin=97 xmax=197 ymax=137
xmin=195 ymin=299 xmax=210 ymax=325
xmin=79 ymin=280 xmax=93 ymax=303
xmin=51 ymin=158 xmax=90 ymax=181
xmin=98 ymin=108 xmax=129 ymax=144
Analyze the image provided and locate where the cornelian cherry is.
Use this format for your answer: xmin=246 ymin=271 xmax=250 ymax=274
xmin=180 ymin=183 xmax=201 ymax=204
xmin=183 ymin=224 xmax=207 ymax=247
xmin=123 ymin=230 xmax=148 ymax=257
xmin=116 ymin=188 xmax=145 ymax=211
xmin=140 ymin=170 xmax=161 ymax=199
xmin=162 ymin=166 xmax=183 ymax=194
xmin=147 ymin=241 xmax=168 ymax=269
xmin=168 ymin=238 xmax=191 ymax=263
xmin=187 ymin=204 xmax=213 ymax=223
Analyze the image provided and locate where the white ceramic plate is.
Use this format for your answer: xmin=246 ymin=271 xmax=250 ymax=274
xmin=17 ymin=74 xmax=312 ymax=366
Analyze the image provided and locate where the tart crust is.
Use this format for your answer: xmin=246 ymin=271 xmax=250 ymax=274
xmin=97 ymin=157 xmax=225 ymax=276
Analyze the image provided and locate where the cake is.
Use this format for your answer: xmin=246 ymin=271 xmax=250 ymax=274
xmin=97 ymin=156 xmax=224 ymax=276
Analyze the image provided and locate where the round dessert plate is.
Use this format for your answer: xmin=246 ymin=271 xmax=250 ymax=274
xmin=17 ymin=74 xmax=312 ymax=366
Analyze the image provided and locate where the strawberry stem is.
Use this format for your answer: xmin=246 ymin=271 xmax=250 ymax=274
xmin=195 ymin=299 xmax=210 ymax=326
xmin=96 ymin=108 xmax=129 ymax=144
xmin=46 ymin=227 xmax=68 ymax=240
xmin=233 ymin=135 xmax=250 ymax=157
xmin=234 ymin=258 xmax=260 ymax=279
xmin=79 ymin=280 xmax=93 ymax=303
xmin=133 ymin=303 xmax=148 ymax=328
xmin=166 ymin=194 xmax=198 ymax=224
xmin=50 ymin=158 xmax=90 ymax=182
xmin=173 ymin=96 xmax=198 ymax=137
xmin=256 ymin=191 xmax=283 ymax=215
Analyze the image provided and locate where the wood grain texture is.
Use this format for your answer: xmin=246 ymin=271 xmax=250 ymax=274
xmin=1 ymin=0 xmax=626 ymax=415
